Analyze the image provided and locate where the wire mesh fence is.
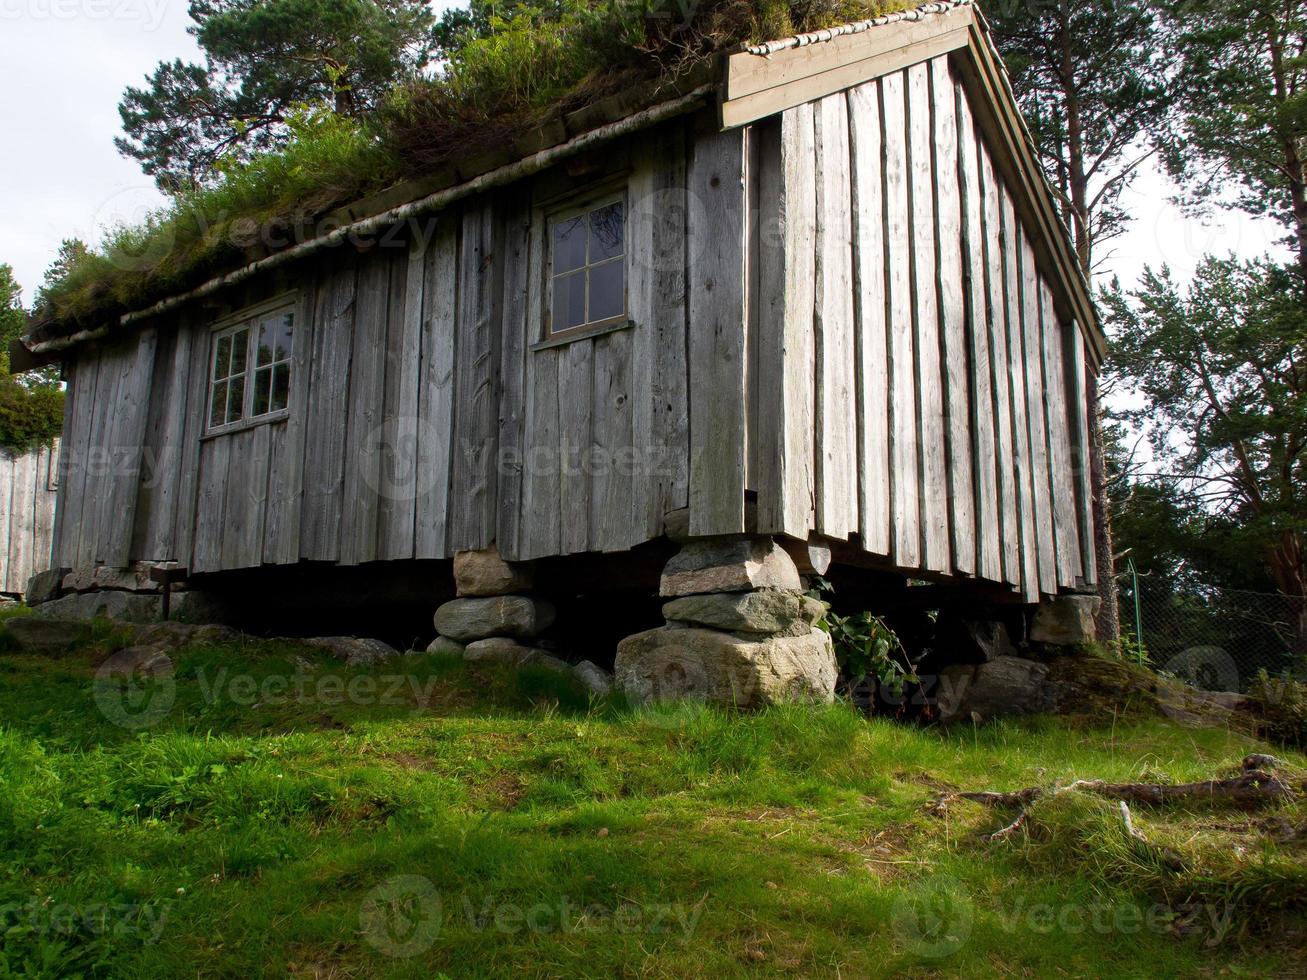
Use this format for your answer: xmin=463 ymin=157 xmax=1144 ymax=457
xmin=1120 ymin=578 xmax=1306 ymax=693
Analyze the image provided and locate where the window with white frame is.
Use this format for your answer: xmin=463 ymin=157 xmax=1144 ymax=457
xmin=546 ymin=191 xmax=626 ymax=339
xmin=207 ymin=302 xmax=295 ymax=433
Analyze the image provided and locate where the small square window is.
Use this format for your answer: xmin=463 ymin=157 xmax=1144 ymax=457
xmin=207 ymin=302 xmax=295 ymax=433
xmin=546 ymin=193 xmax=627 ymax=339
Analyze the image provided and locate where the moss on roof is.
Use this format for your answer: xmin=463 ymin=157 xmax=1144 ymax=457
xmin=31 ymin=0 xmax=921 ymax=340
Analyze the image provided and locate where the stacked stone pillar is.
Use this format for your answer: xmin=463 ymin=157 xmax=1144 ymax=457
xmin=615 ymin=536 xmax=838 ymax=708
xmin=428 ymin=546 xmax=558 ymax=665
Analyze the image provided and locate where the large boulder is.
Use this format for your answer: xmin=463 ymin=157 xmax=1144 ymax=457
xmin=615 ymin=626 xmax=837 ymax=708
xmin=3 ymin=617 xmax=91 ymax=655
xmin=425 ymin=636 xmax=467 ymax=656
xmin=31 ymin=591 xmax=161 ymax=623
xmin=659 ymin=537 xmax=802 ymax=598
xmin=301 ymin=636 xmax=400 ymax=667
xmin=134 ymin=622 xmax=240 ymax=649
xmin=454 ymin=547 xmax=533 ymax=597
xmin=463 ymin=637 xmax=569 ymax=672
xmin=935 ymin=656 xmax=1054 ymax=721
xmin=1030 ymin=595 xmax=1101 ymax=646
xmin=24 ymin=568 xmax=63 ymax=606
xmin=573 ymin=660 xmax=614 ymax=696
xmin=662 ymin=589 xmax=825 ymax=637
xmin=433 ymin=596 xmax=556 ymax=643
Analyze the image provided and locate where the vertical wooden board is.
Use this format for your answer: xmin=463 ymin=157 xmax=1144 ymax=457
xmin=32 ymin=446 xmax=57 ymax=578
xmin=591 ymin=328 xmax=636 ymax=551
xmin=496 ymin=195 xmax=531 ymax=557
xmin=0 ymin=455 xmax=15 ymax=591
xmin=449 ymin=202 xmax=500 ymax=553
xmin=1019 ymin=231 xmax=1056 ymax=595
xmin=1040 ymin=282 xmax=1081 ymax=587
xmin=221 ymin=425 xmax=270 ymax=569
xmin=50 ymin=358 xmax=80 ymax=567
xmin=1001 ymin=191 xmax=1039 ymax=603
xmin=907 ymin=63 xmax=949 ymax=573
xmin=1067 ymin=326 xmax=1098 ymax=584
xmin=415 ymin=217 xmax=459 ymax=559
xmin=7 ymin=453 xmax=34 ymax=593
xmin=191 ymin=437 xmax=229 ymax=574
xmin=756 ymin=105 xmax=817 ymax=539
xmin=628 ymin=121 xmax=689 ymax=538
xmin=848 ymin=80 xmax=891 ymax=558
xmin=300 ymin=266 xmax=357 ymax=561
xmin=745 ymin=126 xmax=763 ymax=498
xmin=520 ymin=343 xmax=561 ymax=561
xmin=882 ymin=71 xmax=921 ymax=570
xmin=378 ymin=247 xmax=421 ymax=560
xmin=340 ymin=251 xmax=390 ymax=565
xmin=104 ymin=329 xmax=158 ymax=567
xmin=71 ymin=354 xmax=103 ymax=567
xmin=955 ymin=77 xmax=999 ymax=584
xmin=262 ymin=422 xmax=289 ymax=562
xmin=932 ymin=58 xmax=975 ymax=577
xmin=657 ymin=124 xmax=692 ymax=525
xmin=813 ymin=91 xmax=859 ymax=540
xmin=687 ymin=124 xmax=748 ymax=537
xmin=70 ymin=353 xmax=106 ymax=568
xmin=557 ymin=338 xmax=593 ymax=554
xmin=980 ymin=141 xmax=1019 ymax=586
xmin=80 ymin=346 xmax=121 ymax=566
xmin=174 ymin=312 xmax=214 ymax=569
xmin=263 ymin=286 xmax=314 ymax=564
xmin=137 ymin=320 xmax=194 ymax=560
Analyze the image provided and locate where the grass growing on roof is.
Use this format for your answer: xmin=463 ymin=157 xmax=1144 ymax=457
xmin=33 ymin=0 xmax=921 ymax=334
xmin=0 ymin=621 xmax=1304 ymax=976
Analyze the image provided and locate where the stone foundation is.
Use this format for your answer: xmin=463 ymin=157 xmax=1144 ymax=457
xmin=615 ymin=536 xmax=837 ymax=708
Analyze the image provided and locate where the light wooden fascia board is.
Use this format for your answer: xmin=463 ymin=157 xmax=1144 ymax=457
xmin=719 ymin=21 xmax=971 ymax=129
xmin=952 ymin=24 xmax=1105 ymax=365
xmin=723 ymin=4 xmax=975 ymax=103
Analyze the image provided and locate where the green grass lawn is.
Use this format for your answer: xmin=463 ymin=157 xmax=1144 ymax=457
xmin=0 ymin=609 xmax=1304 ymax=978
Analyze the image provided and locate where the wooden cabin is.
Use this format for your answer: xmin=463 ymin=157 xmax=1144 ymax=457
xmin=14 ymin=1 xmax=1101 ymax=633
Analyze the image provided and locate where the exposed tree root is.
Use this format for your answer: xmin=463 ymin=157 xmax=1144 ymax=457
xmin=932 ymin=763 xmax=1297 ymax=846
xmin=1118 ymin=801 xmax=1187 ymax=869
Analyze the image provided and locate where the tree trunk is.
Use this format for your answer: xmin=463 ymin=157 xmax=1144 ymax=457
xmin=1087 ymin=374 xmax=1120 ymax=641
xmin=1268 ymin=529 xmax=1307 ymax=675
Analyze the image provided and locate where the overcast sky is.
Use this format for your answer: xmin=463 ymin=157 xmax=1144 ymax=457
xmin=0 ymin=1 xmax=1288 ymax=306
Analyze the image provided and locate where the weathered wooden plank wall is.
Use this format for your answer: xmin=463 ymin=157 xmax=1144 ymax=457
xmin=750 ymin=55 xmax=1094 ymax=598
xmin=50 ymin=119 xmax=700 ymax=575
xmin=1 ymin=443 xmax=59 ymax=594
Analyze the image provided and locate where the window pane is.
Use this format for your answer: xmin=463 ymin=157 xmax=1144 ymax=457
xmin=271 ymin=363 xmax=291 ymax=413
xmin=256 ymin=313 xmax=293 ymax=366
xmin=589 ymin=202 xmax=624 ymax=262
xmin=213 ymin=335 xmax=232 ymax=381
xmin=209 ymin=384 xmax=227 ymax=428
xmin=256 ymin=321 xmax=274 ymax=367
xmin=588 ymin=260 xmax=624 ymax=322
xmin=231 ymin=328 xmax=249 ymax=375
xmin=252 ymin=367 xmax=272 ymax=417
xmin=227 ymin=376 xmax=245 ymax=424
xmin=551 ymin=270 xmax=586 ymax=332
xmin=273 ymin=313 xmax=292 ymax=362
xmin=551 ymin=216 xmax=586 ymax=275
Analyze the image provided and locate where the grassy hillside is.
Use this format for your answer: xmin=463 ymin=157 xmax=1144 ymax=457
xmin=0 ymin=608 xmax=1304 ymax=977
